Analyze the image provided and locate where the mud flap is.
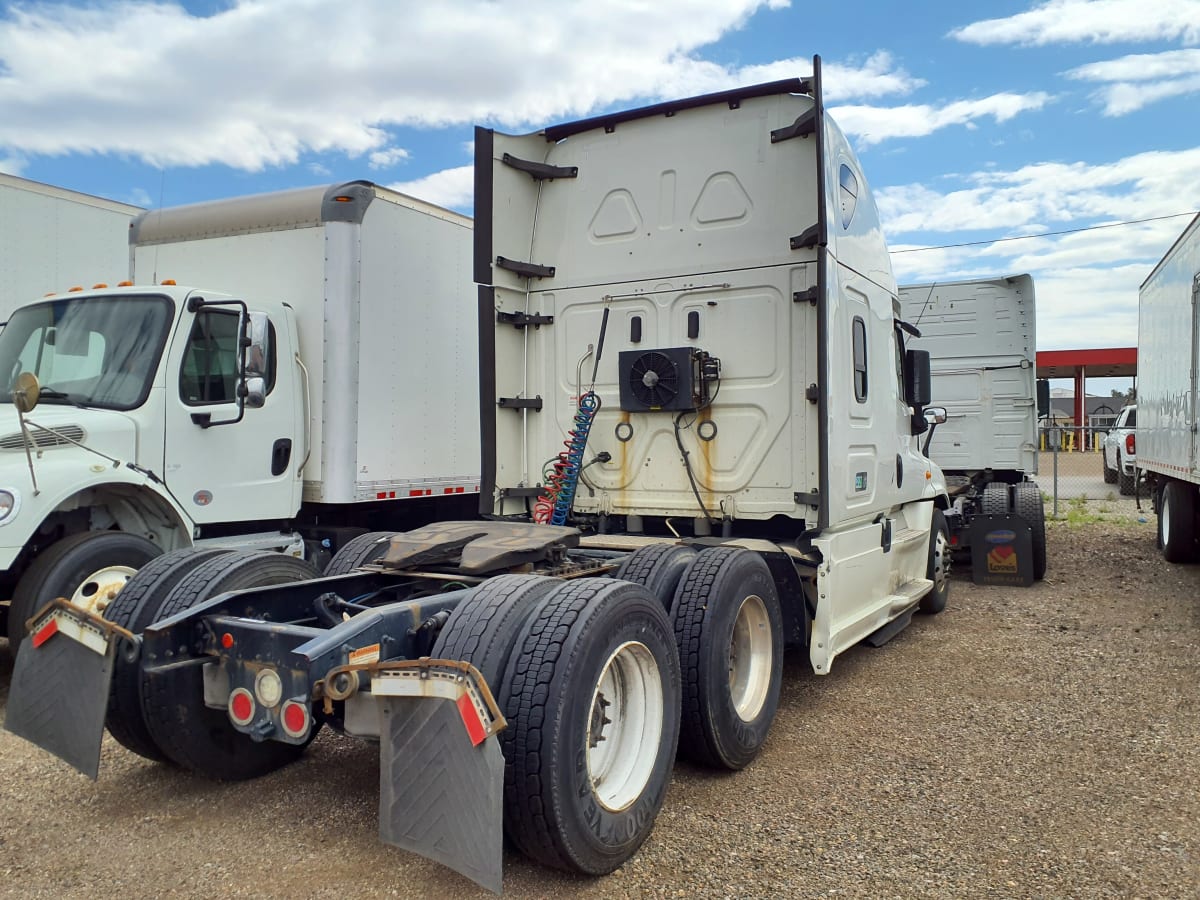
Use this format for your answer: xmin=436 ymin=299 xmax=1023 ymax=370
xmin=372 ymin=661 xmax=506 ymax=894
xmin=3 ymin=602 xmax=133 ymax=779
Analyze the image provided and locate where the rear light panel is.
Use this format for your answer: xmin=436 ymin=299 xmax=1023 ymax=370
xmin=229 ymin=688 xmax=256 ymax=726
xmin=280 ymin=700 xmax=311 ymax=739
xmin=1125 ymin=433 xmax=1135 ymax=454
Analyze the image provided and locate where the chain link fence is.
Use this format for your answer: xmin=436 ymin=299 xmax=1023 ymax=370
xmin=1035 ymin=424 xmax=1146 ymax=524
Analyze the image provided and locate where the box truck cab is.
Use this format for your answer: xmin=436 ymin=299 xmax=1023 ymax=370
xmin=0 ymin=181 xmax=478 ymax=647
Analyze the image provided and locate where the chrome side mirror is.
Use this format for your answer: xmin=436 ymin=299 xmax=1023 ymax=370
xmin=924 ymin=406 xmax=947 ymax=426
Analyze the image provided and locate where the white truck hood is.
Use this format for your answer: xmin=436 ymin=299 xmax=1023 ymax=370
xmin=0 ymin=404 xmax=138 ymax=471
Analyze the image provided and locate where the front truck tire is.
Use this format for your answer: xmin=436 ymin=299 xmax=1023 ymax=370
xmin=1011 ymin=482 xmax=1048 ymax=581
xmin=671 ymin=546 xmax=784 ymax=771
xmin=6 ymin=530 xmax=163 ymax=650
xmin=1159 ymin=481 xmax=1198 ymax=563
xmin=139 ymin=551 xmax=318 ymax=781
xmin=500 ymin=578 xmax=681 ymax=875
xmin=920 ymin=509 xmax=951 ymax=614
xmin=104 ymin=548 xmax=235 ymax=761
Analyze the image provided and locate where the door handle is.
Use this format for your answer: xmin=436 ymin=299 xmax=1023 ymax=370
xmin=271 ymin=439 xmax=292 ymax=476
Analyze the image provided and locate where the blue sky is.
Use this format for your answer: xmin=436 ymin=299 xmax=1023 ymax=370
xmin=2 ymin=0 xmax=1199 ymax=392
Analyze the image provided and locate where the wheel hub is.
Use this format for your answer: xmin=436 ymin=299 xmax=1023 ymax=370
xmin=728 ymin=594 xmax=772 ymax=723
xmin=70 ymin=564 xmax=138 ymax=615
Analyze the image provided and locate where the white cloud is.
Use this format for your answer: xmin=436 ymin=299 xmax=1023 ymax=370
xmin=389 ymin=165 xmax=474 ymax=211
xmin=831 ymin=92 xmax=1052 ymax=146
xmin=0 ymin=0 xmax=806 ymax=171
xmin=0 ymin=155 xmax=25 ymax=176
xmin=1065 ymin=49 xmax=1200 ymax=114
xmin=951 ymin=0 xmax=1200 ymax=46
xmin=368 ymin=147 xmax=411 ymax=170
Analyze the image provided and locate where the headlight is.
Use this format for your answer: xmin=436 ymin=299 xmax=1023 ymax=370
xmin=0 ymin=489 xmax=19 ymax=524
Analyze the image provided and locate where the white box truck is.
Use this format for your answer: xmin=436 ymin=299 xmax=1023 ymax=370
xmin=7 ymin=63 xmax=952 ymax=893
xmin=898 ymin=274 xmax=1047 ymax=579
xmin=0 ymin=173 xmax=142 ymax=317
xmin=1136 ymin=213 xmax=1200 ymax=562
xmin=0 ymin=181 xmax=478 ymax=646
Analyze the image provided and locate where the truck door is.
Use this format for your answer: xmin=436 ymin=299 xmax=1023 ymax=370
xmin=162 ymin=304 xmax=300 ymax=525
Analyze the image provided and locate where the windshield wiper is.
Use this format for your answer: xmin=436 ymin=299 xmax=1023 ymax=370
xmin=37 ymin=387 xmax=88 ymax=409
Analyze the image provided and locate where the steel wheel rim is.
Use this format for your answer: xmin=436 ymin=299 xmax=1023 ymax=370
xmin=729 ymin=594 xmax=772 ymax=722
xmin=71 ymin=564 xmax=138 ymax=615
xmin=587 ymin=640 xmax=664 ymax=812
xmin=933 ymin=528 xmax=950 ymax=591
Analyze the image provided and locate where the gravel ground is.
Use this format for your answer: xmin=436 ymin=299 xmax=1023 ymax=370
xmin=1 ymin=517 xmax=1198 ymax=899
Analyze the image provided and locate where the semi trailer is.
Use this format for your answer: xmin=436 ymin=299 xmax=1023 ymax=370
xmin=0 ymin=181 xmax=478 ymax=648
xmin=898 ymin=274 xmax=1048 ymax=579
xmin=1136 ymin=213 xmax=1200 ymax=562
xmin=7 ymin=61 xmax=953 ymax=893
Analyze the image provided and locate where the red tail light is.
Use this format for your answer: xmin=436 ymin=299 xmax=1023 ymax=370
xmin=229 ymin=688 xmax=255 ymax=726
xmin=1125 ymin=433 xmax=1135 ymax=454
xmin=280 ymin=700 xmax=310 ymax=739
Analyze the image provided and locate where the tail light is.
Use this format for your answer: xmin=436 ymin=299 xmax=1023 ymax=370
xmin=1125 ymin=433 xmax=1135 ymax=454
xmin=229 ymin=688 xmax=256 ymax=726
xmin=280 ymin=700 xmax=311 ymax=739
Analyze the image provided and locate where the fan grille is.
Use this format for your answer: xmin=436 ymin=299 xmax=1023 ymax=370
xmin=628 ymin=352 xmax=680 ymax=408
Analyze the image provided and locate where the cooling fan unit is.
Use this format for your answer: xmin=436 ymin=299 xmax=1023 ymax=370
xmin=619 ymin=347 xmax=706 ymax=412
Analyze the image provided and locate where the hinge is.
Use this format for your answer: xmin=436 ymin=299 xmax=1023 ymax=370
xmin=497 ymin=396 xmax=543 ymax=411
xmin=770 ymin=107 xmax=817 ymax=143
xmin=497 ymin=310 xmax=554 ymax=329
xmin=805 ymin=384 xmax=819 ymax=403
xmin=793 ymin=287 xmax=818 ymax=305
xmin=794 ymin=491 xmax=819 ymax=507
xmin=501 ymin=153 xmax=579 ymax=181
xmin=790 ymin=224 xmax=820 ymax=250
xmin=496 ymin=256 xmax=556 ymax=279
xmin=879 ymin=517 xmax=892 ymax=553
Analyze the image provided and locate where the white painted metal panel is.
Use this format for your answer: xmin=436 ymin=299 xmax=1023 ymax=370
xmin=0 ymin=174 xmax=141 ymax=316
xmin=1138 ymin=215 xmax=1200 ymax=481
xmin=899 ymin=275 xmax=1038 ymax=475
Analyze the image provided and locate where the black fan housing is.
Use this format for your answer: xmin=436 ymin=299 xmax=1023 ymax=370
xmin=619 ymin=347 xmax=699 ymax=411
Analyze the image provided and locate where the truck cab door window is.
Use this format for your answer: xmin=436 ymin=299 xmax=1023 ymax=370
xmin=180 ymin=310 xmax=240 ymax=406
xmin=852 ymin=316 xmax=868 ymax=402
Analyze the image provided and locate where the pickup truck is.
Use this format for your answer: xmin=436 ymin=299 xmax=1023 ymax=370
xmin=1102 ymin=404 xmax=1137 ymax=495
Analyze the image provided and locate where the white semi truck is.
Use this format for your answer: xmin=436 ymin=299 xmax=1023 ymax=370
xmin=0 ymin=181 xmax=478 ymax=647
xmin=0 ymin=173 xmax=142 ymax=318
xmin=7 ymin=63 xmax=952 ymax=893
xmin=898 ymin=274 xmax=1048 ymax=579
xmin=1136 ymin=213 xmax=1200 ymax=562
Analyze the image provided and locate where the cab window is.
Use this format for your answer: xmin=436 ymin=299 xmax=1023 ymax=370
xmin=180 ymin=310 xmax=240 ymax=406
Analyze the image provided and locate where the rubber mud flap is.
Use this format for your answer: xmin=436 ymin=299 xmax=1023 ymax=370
xmin=378 ymin=696 xmax=504 ymax=894
xmin=5 ymin=626 xmax=120 ymax=780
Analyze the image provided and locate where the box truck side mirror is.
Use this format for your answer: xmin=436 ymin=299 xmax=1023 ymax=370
xmin=904 ymin=349 xmax=932 ymax=436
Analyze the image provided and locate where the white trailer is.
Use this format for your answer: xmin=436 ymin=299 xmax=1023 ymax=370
xmin=898 ymin=274 xmax=1047 ymax=579
xmin=7 ymin=63 xmax=952 ymax=893
xmin=0 ymin=181 xmax=477 ymax=646
xmin=1137 ymin=213 xmax=1200 ymax=562
xmin=0 ymin=174 xmax=142 ymax=317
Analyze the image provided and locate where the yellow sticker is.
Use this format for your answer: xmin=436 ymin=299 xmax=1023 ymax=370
xmin=348 ymin=643 xmax=381 ymax=666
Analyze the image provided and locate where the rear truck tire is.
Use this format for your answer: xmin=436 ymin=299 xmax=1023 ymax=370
xmin=430 ymin=573 xmax=561 ymax=688
xmin=1011 ymin=482 xmax=1048 ymax=581
xmin=920 ymin=510 xmax=951 ymax=614
xmin=499 ymin=578 xmax=681 ymax=875
xmin=979 ymin=482 xmax=1010 ymax=517
xmin=611 ymin=543 xmax=698 ymax=611
xmin=1117 ymin=454 xmax=1135 ymax=496
xmin=140 ymin=551 xmax=319 ymax=781
xmin=670 ymin=546 xmax=784 ymax=771
xmin=1102 ymin=452 xmax=1118 ymax=484
xmin=103 ymin=548 xmax=234 ymax=762
xmin=6 ymin=530 xmax=163 ymax=650
xmin=1159 ymin=481 xmax=1198 ymax=563
xmin=322 ymin=531 xmax=399 ymax=576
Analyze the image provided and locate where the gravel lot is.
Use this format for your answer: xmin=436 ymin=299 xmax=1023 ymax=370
xmin=1 ymin=516 xmax=1198 ymax=899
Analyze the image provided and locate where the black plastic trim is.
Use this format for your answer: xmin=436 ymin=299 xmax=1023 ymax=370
xmin=497 ymin=397 xmax=543 ymax=410
xmin=477 ymin=286 xmax=497 ymax=515
xmin=790 ymin=223 xmax=820 ymax=250
xmin=770 ymin=107 xmax=817 ymax=143
xmin=500 ymin=487 xmax=547 ymax=499
xmin=542 ymin=78 xmax=811 ymax=143
xmin=473 ymin=127 xmax=495 ymax=286
xmin=497 ymin=310 xmax=554 ymax=329
xmin=812 ymin=55 xmax=830 ymax=532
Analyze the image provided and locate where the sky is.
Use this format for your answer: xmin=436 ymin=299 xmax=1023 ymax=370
xmin=3 ymin=0 xmax=1199 ymax=395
